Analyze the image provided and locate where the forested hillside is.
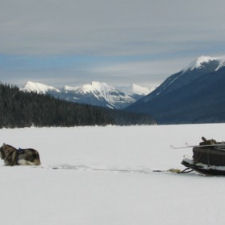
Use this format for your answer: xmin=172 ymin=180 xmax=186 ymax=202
xmin=0 ymin=83 xmax=155 ymax=128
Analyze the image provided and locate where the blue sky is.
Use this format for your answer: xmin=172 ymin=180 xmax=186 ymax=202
xmin=1 ymin=0 xmax=225 ymax=87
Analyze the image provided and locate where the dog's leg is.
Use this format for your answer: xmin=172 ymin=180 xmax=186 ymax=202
xmin=11 ymin=151 xmax=17 ymax=166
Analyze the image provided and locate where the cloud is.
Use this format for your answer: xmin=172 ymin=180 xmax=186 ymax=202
xmin=1 ymin=0 xmax=225 ymax=86
xmin=91 ymin=57 xmax=192 ymax=84
xmin=1 ymin=0 xmax=225 ymax=56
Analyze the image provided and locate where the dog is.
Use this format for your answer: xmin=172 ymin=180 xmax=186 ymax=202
xmin=0 ymin=143 xmax=41 ymax=166
xmin=200 ymin=137 xmax=217 ymax=145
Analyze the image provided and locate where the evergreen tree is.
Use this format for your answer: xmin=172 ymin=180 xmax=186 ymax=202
xmin=0 ymin=83 xmax=155 ymax=128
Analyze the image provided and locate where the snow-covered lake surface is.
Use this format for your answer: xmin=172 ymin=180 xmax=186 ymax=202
xmin=1 ymin=124 xmax=225 ymax=225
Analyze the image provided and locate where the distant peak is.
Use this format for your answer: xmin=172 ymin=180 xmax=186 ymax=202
xmin=183 ymin=55 xmax=225 ymax=72
xmin=132 ymin=84 xmax=151 ymax=95
xmin=194 ymin=56 xmax=217 ymax=68
xmin=79 ymin=81 xmax=115 ymax=94
xmin=64 ymin=85 xmax=79 ymax=92
xmin=22 ymin=81 xmax=60 ymax=94
xmin=63 ymin=81 xmax=135 ymax=109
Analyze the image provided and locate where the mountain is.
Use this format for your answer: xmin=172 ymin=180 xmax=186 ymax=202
xmin=22 ymin=81 xmax=150 ymax=109
xmin=21 ymin=81 xmax=60 ymax=94
xmin=61 ymin=81 xmax=136 ymax=109
xmin=126 ymin=55 xmax=225 ymax=124
xmin=0 ymin=83 xmax=155 ymax=128
xmin=130 ymin=83 xmax=156 ymax=100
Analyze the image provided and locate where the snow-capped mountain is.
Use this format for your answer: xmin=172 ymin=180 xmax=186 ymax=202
xmin=132 ymin=84 xmax=150 ymax=96
xmin=126 ymin=55 xmax=225 ymax=124
xmin=130 ymin=83 xmax=156 ymax=101
xmin=138 ymin=55 xmax=225 ymax=102
xmin=21 ymin=81 xmax=150 ymax=109
xmin=21 ymin=81 xmax=60 ymax=94
xmin=61 ymin=81 xmax=135 ymax=109
xmin=182 ymin=55 xmax=225 ymax=72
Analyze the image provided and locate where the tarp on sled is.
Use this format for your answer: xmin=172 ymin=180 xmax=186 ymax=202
xmin=193 ymin=146 xmax=225 ymax=166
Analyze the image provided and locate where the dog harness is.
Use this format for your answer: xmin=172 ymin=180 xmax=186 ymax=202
xmin=17 ymin=148 xmax=25 ymax=153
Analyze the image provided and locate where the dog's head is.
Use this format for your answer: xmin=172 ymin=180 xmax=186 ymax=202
xmin=0 ymin=143 xmax=7 ymax=159
xmin=0 ymin=143 xmax=16 ymax=159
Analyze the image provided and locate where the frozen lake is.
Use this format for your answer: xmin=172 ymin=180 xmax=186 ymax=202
xmin=0 ymin=124 xmax=225 ymax=225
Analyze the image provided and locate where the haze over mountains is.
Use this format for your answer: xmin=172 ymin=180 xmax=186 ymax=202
xmin=127 ymin=56 xmax=225 ymax=124
xmin=21 ymin=81 xmax=153 ymax=109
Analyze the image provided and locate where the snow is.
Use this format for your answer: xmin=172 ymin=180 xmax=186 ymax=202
xmin=65 ymin=81 xmax=119 ymax=95
xmin=1 ymin=124 xmax=225 ymax=225
xmin=69 ymin=81 xmax=135 ymax=107
xmin=216 ymin=59 xmax=225 ymax=71
xmin=182 ymin=55 xmax=225 ymax=72
xmin=21 ymin=81 xmax=60 ymax=94
xmin=22 ymin=81 xmax=135 ymax=109
xmin=64 ymin=85 xmax=79 ymax=92
xmin=82 ymin=81 xmax=113 ymax=94
xmin=191 ymin=56 xmax=217 ymax=69
xmin=132 ymin=83 xmax=151 ymax=95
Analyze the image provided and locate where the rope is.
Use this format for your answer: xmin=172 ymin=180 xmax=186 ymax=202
xmin=179 ymin=168 xmax=193 ymax=173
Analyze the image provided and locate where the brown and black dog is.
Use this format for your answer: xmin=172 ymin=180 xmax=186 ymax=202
xmin=0 ymin=143 xmax=41 ymax=166
xmin=200 ymin=137 xmax=217 ymax=146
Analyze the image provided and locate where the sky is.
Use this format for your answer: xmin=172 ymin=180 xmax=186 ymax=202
xmin=1 ymin=0 xmax=225 ymax=88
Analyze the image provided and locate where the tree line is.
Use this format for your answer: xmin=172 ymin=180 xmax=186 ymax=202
xmin=0 ymin=83 xmax=155 ymax=128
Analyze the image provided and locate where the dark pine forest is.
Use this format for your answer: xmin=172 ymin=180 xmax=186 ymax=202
xmin=0 ymin=83 xmax=155 ymax=128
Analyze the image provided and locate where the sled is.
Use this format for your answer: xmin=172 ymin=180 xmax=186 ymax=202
xmin=181 ymin=137 xmax=225 ymax=175
xmin=181 ymin=158 xmax=225 ymax=175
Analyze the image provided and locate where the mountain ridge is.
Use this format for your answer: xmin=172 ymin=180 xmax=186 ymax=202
xmin=0 ymin=83 xmax=156 ymax=127
xmin=21 ymin=81 xmax=152 ymax=109
xmin=126 ymin=55 xmax=225 ymax=124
